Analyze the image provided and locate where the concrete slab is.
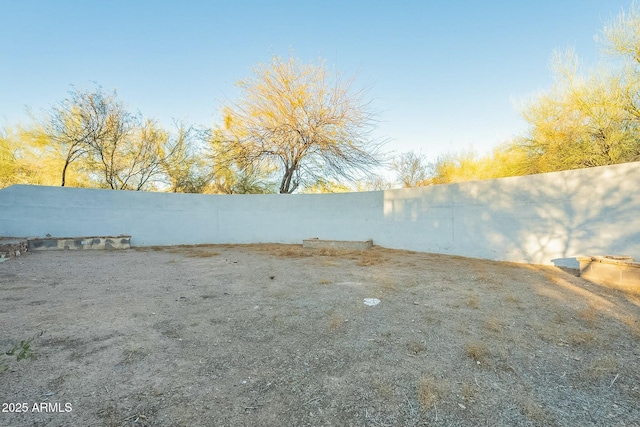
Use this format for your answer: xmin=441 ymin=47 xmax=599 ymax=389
xmin=303 ymin=238 xmax=373 ymax=251
xmin=577 ymin=255 xmax=640 ymax=287
xmin=28 ymin=235 xmax=131 ymax=251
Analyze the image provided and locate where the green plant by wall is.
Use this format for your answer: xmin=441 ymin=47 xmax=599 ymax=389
xmin=0 ymin=331 xmax=44 ymax=373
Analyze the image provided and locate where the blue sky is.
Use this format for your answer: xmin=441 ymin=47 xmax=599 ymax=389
xmin=1 ymin=0 xmax=633 ymax=164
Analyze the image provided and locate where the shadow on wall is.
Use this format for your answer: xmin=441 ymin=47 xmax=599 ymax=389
xmin=1 ymin=162 xmax=639 ymax=265
xmin=381 ymin=162 xmax=640 ymax=265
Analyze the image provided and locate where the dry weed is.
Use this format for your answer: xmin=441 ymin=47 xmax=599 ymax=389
xmin=328 ymin=312 xmax=345 ymax=331
xmin=183 ymin=249 xmax=220 ymax=258
xmin=461 ymin=382 xmax=477 ymax=401
xmin=484 ymin=317 xmax=502 ymax=333
xmin=464 ymin=342 xmax=489 ymax=364
xmin=248 ymin=243 xmax=309 ymax=258
xmin=417 ymin=375 xmax=448 ymax=411
xmin=466 ymin=295 xmax=480 ymax=309
xmin=120 ymin=348 xmax=147 ymax=365
xmin=518 ymin=395 xmax=549 ymax=423
xmin=505 ymin=293 xmax=521 ymax=305
xmin=621 ymin=287 xmax=640 ymax=304
xmin=621 ymin=315 xmax=640 ymax=339
xmin=319 ymin=279 xmax=332 ymax=285
xmin=317 ymin=248 xmax=339 ymax=257
xmin=621 ymin=314 xmax=636 ymax=328
xmin=543 ymin=271 xmax=560 ymax=285
xmin=274 ymin=246 xmax=308 ymax=258
xmin=357 ymin=251 xmax=384 ymax=266
xmin=152 ymin=244 xmax=223 ymax=258
xmin=567 ymin=330 xmax=597 ymax=346
xmin=472 ymin=262 xmax=495 ymax=284
xmin=133 ymin=246 xmax=165 ymax=252
xmin=577 ymin=304 xmax=598 ymax=326
xmin=374 ymin=273 xmax=398 ymax=291
xmin=407 ymin=341 xmax=426 ymax=355
xmin=553 ymin=311 xmax=570 ymax=324
xmin=582 ymin=356 xmax=619 ymax=380
xmin=534 ymin=322 xmax=563 ymax=344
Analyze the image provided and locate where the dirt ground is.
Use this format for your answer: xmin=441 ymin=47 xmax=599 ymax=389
xmin=1 ymin=244 xmax=639 ymax=427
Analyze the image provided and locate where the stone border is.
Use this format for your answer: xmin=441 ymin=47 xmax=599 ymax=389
xmin=27 ymin=235 xmax=131 ymax=251
xmin=0 ymin=237 xmax=29 ymax=260
xmin=302 ymin=238 xmax=373 ymax=251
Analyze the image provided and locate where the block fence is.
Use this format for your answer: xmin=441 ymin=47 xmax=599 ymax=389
xmin=1 ymin=161 xmax=639 ymax=267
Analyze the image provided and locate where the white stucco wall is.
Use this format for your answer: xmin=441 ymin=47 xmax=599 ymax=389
xmin=1 ymin=161 xmax=638 ymax=266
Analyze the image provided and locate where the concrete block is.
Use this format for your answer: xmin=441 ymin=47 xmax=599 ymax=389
xmin=303 ymin=238 xmax=373 ymax=250
xmin=577 ymin=255 xmax=640 ymax=287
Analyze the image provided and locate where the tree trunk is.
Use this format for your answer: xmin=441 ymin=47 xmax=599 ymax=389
xmin=61 ymin=161 xmax=69 ymax=187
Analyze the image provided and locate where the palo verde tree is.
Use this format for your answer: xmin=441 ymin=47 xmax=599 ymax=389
xmin=160 ymin=123 xmax=215 ymax=193
xmin=0 ymin=128 xmax=22 ymax=188
xmin=45 ymin=87 xmax=179 ymax=190
xmin=217 ymin=54 xmax=383 ymax=193
xmin=207 ymin=129 xmax=277 ymax=194
xmin=0 ymin=125 xmax=81 ymax=188
xmin=519 ymin=4 xmax=640 ymax=173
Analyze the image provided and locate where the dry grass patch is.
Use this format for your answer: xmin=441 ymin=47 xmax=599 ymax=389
xmin=590 ymin=279 xmax=640 ymax=303
xmin=316 ymin=248 xmax=339 ymax=256
xmin=471 ymin=262 xmax=495 ymax=284
xmin=553 ymin=310 xmax=571 ymax=325
xmin=417 ymin=375 xmax=448 ymax=411
xmin=182 ymin=249 xmax=220 ymax=258
xmin=484 ymin=316 xmax=502 ymax=333
xmin=327 ymin=312 xmax=345 ymax=331
xmin=234 ymin=243 xmax=398 ymax=268
xmin=534 ymin=322 xmax=564 ymax=344
xmin=134 ymin=244 xmax=221 ymax=257
xmin=577 ymin=303 xmax=598 ymax=326
xmin=132 ymin=245 xmax=165 ymax=252
xmin=464 ymin=342 xmax=490 ymax=364
xmin=318 ymin=279 xmax=332 ymax=285
xmin=621 ymin=287 xmax=640 ymax=304
xmin=357 ymin=251 xmax=384 ymax=266
xmin=621 ymin=314 xmax=640 ymax=339
xmin=374 ymin=273 xmax=398 ymax=291
xmin=267 ymin=244 xmax=309 ymax=258
xmin=244 ymin=243 xmax=314 ymax=258
xmin=567 ymin=330 xmax=598 ymax=347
